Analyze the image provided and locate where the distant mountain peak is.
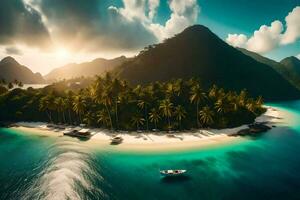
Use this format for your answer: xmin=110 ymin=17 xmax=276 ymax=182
xmin=281 ymin=56 xmax=300 ymax=63
xmin=44 ymin=56 xmax=129 ymax=81
xmin=178 ymin=24 xmax=215 ymax=39
xmin=1 ymin=56 xmax=19 ymax=65
xmin=182 ymin=24 xmax=211 ymax=33
xmin=0 ymin=57 xmax=44 ymax=84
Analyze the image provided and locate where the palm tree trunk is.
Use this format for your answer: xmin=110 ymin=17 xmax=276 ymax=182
xmin=154 ymin=121 xmax=157 ymax=129
xmin=49 ymin=111 xmax=52 ymax=123
xmin=196 ymin=102 xmax=199 ymax=128
xmin=105 ymin=104 xmax=113 ymax=130
xmin=45 ymin=110 xmax=51 ymax=122
xmin=115 ymin=102 xmax=118 ymax=130
xmin=58 ymin=112 xmax=60 ymax=123
xmin=145 ymin=106 xmax=149 ymax=131
xmin=62 ymin=111 xmax=66 ymax=124
xmin=168 ymin=116 xmax=171 ymax=130
xmin=68 ymin=109 xmax=72 ymax=124
xmin=179 ymin=119 xmax=181 ymax=130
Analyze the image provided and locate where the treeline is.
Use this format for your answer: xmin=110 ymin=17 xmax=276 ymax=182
xmin=0 ymin=79 xmax=23 ymax=90
xmin=0 ymin=74 xmax=265 ymax=131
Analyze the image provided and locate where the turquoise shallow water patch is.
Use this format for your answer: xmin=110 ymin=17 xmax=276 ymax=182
xmin=1 ymin=101 xmax=300 ymax=199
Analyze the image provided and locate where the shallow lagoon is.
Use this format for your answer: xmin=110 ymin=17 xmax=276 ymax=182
xmin=1 ymin=101 xmax=300 ymax=200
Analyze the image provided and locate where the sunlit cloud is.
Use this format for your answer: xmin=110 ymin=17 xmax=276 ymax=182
xmin=0 ymin=0 xmax=52 ymax=49
xmin=0 ymin=0 xmax=200 ymax=74
xmin=226 ymin=6 xmax=300 ymax=54
xmin=5 ymin=46 xmax=23 ymax=56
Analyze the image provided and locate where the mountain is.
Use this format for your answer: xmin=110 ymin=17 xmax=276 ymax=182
xmin=238 ymin=48 xmax=300 ymax=90
xmin=280 ymin=56 xmax=300 ymax=74
xmin=0 ymin=57 xmax=44 ymax=84
xmin=45 ymin=56 xmax=128 ymax=82
xmin=116 ymin=25 xmax=300 ymax=101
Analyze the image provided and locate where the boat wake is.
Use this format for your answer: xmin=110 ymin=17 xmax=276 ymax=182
xmin=22 ymin=140 xmax=105 ymax=200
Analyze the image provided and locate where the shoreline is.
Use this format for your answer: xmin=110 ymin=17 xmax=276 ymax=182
xmin=7 ymin=106 xmax=286 ymax=152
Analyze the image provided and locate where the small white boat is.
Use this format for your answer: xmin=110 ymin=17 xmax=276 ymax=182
xmin=63 ymin=128 xmax=91 ymax=139
xmin=160 ymin=169 xmax=187 ymax=176
xmin=111 ymin=136 xmax=123 ymax=145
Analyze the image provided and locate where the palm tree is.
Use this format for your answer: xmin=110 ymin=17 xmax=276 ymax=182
xmin=112 ymin=78 xmax=123 ymax=130
xmin=256 ymin=96 xmax=263 ymax=107
xmin=101 ymin=87 xmax=114 ymax=130
xmin=246 ymin=99 xmax=256 ymax=114
xmin=174 ymin=105 xmax=186 ymax=130
xmin=39 ymin=93 xmax=56 ymax=122
xmin=72 ymin=95 xmax=86 ymax=123
xmin=55 ymin=97 xmax=66 ymax=123
xmin=199 ymin=106 xmax=214 ymax=127
xmin=137 ymin=98 xmax=150 ymax=130
xmin=166 ymin=82 xmax=176 ymax=99
xmin=18 ymin=81 xmax=23 ymax=87
xmin=97 ymin=110 xmax=110 ymax=127
xmin=149 ymin=108 xmax=161 ymax=129
xmin=66 ymin=91 xmax=74 ymax=124
xmin=83 ymin=112 xmax=94 ymax=126
xmin=159 ymin=99 xmax=173 ymax=130
xmin=173 ymin=79 xmax=184 ymax=97
xmin=215 ymin=98 xmax=228 ymax=114
xmin=208 ymin=85 xmax=218 ymax=100
xmin=190 ymin=84 xmax=206 ymax=128
xmin=238 ymin=89 xmax=248 ymax=107
xmin=39 ymin=96 xmax=51 ymax=122
xmin=134 ymin=85 xmax=152 ymax=131
xmin=131 ymin=115 xmax=145 ymax=130
xmin=8 ymin=82 xmax=13 ymax=89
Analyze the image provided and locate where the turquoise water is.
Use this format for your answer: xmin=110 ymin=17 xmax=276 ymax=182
xmin=1 ymin=101 xmax=300 ymax=200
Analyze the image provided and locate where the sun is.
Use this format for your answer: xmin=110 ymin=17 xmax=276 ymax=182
xmin=55 ymin=48 xmax=70 ymax=59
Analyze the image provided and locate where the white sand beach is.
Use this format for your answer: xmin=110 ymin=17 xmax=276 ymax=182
xmin=10 ymin=106 xmax=286 ymax=152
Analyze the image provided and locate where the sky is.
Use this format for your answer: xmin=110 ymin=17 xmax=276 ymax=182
xmin=0 ymin=0 xmax=299 ymax=75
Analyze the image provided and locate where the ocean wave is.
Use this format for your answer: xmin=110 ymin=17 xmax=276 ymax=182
xmin=22 ymin=139 xmax=104 ymax=200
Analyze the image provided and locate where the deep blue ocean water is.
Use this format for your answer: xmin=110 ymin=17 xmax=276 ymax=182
xmin=1 ymin=101 xmax=300 ymax=200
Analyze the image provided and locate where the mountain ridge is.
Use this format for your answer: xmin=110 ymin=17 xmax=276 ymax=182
xmin=44 ymin=56 xmax=129 ymax=82
xmin=238 ymin=48 xmax=300 ymax=90
xmin=116 ymin=24 xmax=300 ymax=101
xmin=0 ymin=56 xmax=44 ymax=84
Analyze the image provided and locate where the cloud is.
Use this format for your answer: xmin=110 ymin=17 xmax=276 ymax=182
xmin=22 ymin=0 xmax=200 ymax=53
xmin=281 ymin=7 xmax=300 ymax=44
xmin=5 ymin=47 xmax=23 ymax=55
xmin=0 ymin=0 xmax=200 ymax=55
xmin=0 ymin=0 xmax=51 ymax=49
xmin=226 ymin=34 xmax=248 ymax=48
xmin=26 ymin=0 xmax=158 ymax=53
xmin=226 ymin=6 xmax=300 ymax=54
xmin=148 ymin=0 xmax=160 ymax=20
xmin=149 ymin=0 xmax=200 ymax=40
xmin=246 ymin=20 xmax=283 ymax=53
xmin=109 ymin=0 xmax=200 ymax=45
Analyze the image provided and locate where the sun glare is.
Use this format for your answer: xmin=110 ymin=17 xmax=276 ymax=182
xmin=55 ymin=48 xmax=70 ymax=59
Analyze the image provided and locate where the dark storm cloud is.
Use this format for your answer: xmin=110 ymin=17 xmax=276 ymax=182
xmin=0 ymin=0 xmax=51 ymax=48
xmin=5 ymin=46 xmax=23 ymax=55
xmin=32 ymin=0 xmax=158 ymax=52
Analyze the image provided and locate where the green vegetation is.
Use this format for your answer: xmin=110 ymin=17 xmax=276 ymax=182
xmin=0 ymin=79 xmax=23 ymax=91
xmin=238 ymin=48 xmax=300 ymax=91
xmin=0 ymin=56 xmax=44 ymax=84
xmin=117 ymin=25 xmax=300 ymax=101
xmin=0 ymin=74 xmax=265 ymax=131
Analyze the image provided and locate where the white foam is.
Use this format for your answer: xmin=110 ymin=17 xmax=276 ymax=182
xmin=24 ymin=141 xmax=103 ymax=200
